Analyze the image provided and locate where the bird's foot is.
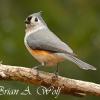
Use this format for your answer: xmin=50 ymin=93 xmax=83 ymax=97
xmin=32 ymin=65 xmax=41 ymax=76
xmin=52 ymin=71 xmax=59 ymax=81
xmin=32 ymin=63 xmax=45 ymax=76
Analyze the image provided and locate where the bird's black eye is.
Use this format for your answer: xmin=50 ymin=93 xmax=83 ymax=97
xmin=35 ymin=17 xmax=38 ymax=22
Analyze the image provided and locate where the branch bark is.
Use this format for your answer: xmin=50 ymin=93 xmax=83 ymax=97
xmin=0 ymin=64 xmax=100 ymax=97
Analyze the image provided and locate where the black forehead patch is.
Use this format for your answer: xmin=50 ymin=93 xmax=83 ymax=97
xmin=27 ymin=16 xmax=32 ymax=22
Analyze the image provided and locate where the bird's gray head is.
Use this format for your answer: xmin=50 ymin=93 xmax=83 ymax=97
xmin=25 ymin=11 xmax=46 ymax=31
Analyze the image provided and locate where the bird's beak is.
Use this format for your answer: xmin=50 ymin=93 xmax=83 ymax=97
xmin=24 ymin=20 xmax=30 ymax=24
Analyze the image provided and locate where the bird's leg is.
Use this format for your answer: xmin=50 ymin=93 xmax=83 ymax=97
xmin=52 ymin=64 xmax=59 ymax=79
xmin=55 ymin=64 xmax=59 ymax=76
xmin=33 ymin=64 xmax=42 ymax=70
xmin=33 ymin=62 xmax=45 ymax=69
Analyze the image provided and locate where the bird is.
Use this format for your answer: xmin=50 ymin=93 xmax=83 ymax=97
xmin=24 ymin=11 xmax=96 ymax=74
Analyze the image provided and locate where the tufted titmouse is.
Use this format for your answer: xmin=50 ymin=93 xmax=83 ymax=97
xmin=24 ymin=12 xmax=96 ymax=72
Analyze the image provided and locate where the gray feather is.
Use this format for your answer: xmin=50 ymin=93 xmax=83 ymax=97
xmin=26 ymin=27 xmax=73 ymax=54
xmin=60 ymin=53 xmax=96 ymax=70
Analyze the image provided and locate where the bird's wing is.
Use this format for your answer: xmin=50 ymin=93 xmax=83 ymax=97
xmin=26 ymin=28 xmax=73 ymax=54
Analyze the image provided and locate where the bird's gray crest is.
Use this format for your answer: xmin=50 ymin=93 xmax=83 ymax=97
xmin=31 ymin=11 xmax=43 ymax=17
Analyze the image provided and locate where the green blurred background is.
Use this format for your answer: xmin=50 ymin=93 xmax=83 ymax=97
xmin=0 ymin=0 xmax=100 ymax=100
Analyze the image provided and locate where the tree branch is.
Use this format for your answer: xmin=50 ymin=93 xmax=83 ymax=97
xmin=0 ymin=64 xmax=100 ymax=97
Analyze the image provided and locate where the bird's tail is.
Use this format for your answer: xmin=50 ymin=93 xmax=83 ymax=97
xmin=62 ymin=53 xmax=96 ymax=70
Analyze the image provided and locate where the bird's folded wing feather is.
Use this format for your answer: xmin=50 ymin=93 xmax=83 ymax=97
xmin=26 ymin=28 xmax=73 ymax=54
